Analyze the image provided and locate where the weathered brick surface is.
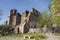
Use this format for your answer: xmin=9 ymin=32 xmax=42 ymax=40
xmin=6 ymin=8 xmax=39 ymax=33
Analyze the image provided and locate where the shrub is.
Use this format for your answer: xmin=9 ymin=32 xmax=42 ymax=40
xmin=0 ymin=25 xmax=14 ymax=36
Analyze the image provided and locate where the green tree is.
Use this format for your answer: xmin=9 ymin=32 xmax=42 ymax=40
xmin=50 ymin=0 xmax=60 ymax=24
xmin=0 ymin=25 xmax=14 ymax=36
xmin=36 ymin=9 xmax=51 ymax=28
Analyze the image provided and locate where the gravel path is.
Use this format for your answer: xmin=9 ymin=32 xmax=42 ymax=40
xmin=45 ymin=33 xmax=60 ymax=40
xmin=0 ymin=37 xmax=35 ymax=40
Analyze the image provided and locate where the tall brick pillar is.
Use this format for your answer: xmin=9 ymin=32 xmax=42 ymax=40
xmin=9 ymin=9 xmax=17 ymax=26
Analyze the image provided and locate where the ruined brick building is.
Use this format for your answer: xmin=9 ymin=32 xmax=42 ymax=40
xmin=6 ymin=8 xmax=39 ymax=33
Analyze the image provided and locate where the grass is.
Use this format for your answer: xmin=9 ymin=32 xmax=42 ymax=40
xmin=6 ymin=34 xmax=23 ymax=37
xmin=5 ymin=33 xmax=47 ymax=39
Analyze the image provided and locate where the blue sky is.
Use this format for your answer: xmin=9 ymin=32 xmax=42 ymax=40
xmin=0 ymin=0 xmax=51 ymax=25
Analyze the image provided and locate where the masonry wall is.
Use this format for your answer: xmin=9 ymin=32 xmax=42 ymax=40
xmin=9 ymin=9 xmax=17 ymax=26
xmin=24 ymin=8 xmax=39 ymax=33
xmin=6 ymin=8 xmax=40 ymax=34
xmin=16 ymin=13 xmax=21 ymax=25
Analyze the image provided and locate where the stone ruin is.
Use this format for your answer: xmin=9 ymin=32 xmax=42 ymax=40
xmin=6 ymin=8 xmax=40 ymax=34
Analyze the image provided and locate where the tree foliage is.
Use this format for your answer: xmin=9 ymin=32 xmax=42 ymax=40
xmin=36 ymin=9 xmax=51 ymax=27
xmin=50 ymin=0 xmax=60 ymax=24
xmin=0 ymin=25 xmax=14 ymax=36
